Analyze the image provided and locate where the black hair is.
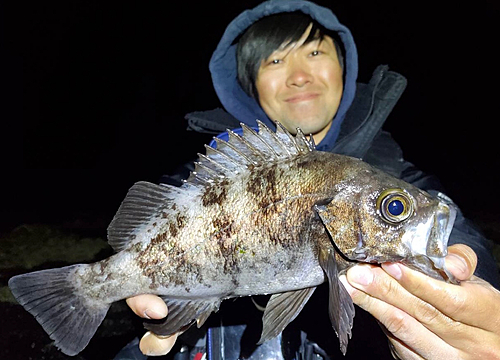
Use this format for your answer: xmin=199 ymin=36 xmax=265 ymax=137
xmin=236 ymin=12 xmax=343 ymax=99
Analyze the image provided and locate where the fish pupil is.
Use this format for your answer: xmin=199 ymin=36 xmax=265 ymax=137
xmin=388 ymin=199 xmax=404 ymax=216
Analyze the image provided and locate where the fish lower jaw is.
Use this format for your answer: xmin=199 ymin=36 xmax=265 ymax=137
xmin=425 ymin=256 xmax=459 ymax=284
xmin=402 ymin=255 xmax=458 ymax=284
xmin=344 ymin=249 xmax=405 ymax=264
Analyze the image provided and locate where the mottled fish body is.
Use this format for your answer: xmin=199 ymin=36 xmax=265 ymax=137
xmin=8 ymin=121 xmax=456 ymax=356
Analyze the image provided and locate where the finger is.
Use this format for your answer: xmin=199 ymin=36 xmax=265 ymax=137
xmin=445 ymin=244 xmax=477 ymax=281
xmin=139 ymin=331 xmax=178 ymax=356
xmin=341 ymin=267 xmax=458 ymax=359
xmin=382 ymin=262 xmax=500 ymax=330
xmin=126 ymin=294 xmax=168 ymax=319
xmin=387 ymin=336 xmax=425 ymax=360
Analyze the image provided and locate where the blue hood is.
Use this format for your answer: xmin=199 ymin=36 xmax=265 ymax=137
xmin=209 ymin=0 xmax=358 ymax=150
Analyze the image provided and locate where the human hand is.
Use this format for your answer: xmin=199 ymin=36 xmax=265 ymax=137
xmin=126 ymin=294 xmax=179 ymax=356
xmin=339 ymin=244 xmax=500 ymax=359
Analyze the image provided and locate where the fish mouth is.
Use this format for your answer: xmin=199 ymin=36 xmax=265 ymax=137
xmin=407 ymin=193 xmax=458 ymax=283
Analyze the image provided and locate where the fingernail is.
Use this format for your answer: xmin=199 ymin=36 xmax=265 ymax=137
xmin=144 ymin=307 xmax=168 ymax=320
xmin=383 ymin=263 xmax=402 ymax=280
xmin=445 ymin=253 xmax=468 ymax=275
xmin=348 ymin=266 xmax=374 ymax=286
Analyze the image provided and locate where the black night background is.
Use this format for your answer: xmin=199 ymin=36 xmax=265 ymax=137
xmin=2 ymin=1 xmax=500 ymax=359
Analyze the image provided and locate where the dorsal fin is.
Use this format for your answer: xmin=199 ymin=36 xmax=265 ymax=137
xmin=107 ymin=181 xmax=198 ymax=252
xmin=187 ymin=121 xmax=315 ymax=184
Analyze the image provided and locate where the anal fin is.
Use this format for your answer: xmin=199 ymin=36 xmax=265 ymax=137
xmin=319 ymin=247 xmax=355 ymax=355
xmin=258 ymin=287 xmax=316 ymax=344
xmin=143 ymin=298 xmax=221 ymax=336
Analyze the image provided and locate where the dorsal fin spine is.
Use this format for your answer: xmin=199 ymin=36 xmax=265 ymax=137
xmin=227 ymin=129 xmax=261 ymax=165
xmin=204 ymin=144 xmax=245 ymax=169
xmin=190 ymin=169 xmax=213 ymax=184
xmin=197 ymin=153 xmax=230 ymax=176
xmin=213 ymin=138 xmax=253 ymax=167
xmin=275 ymin=122 xmax=301 ymax=155
xmin=240 ymin=123 xmax=280 ymax=159
xmin=309 ymin=134 xmax=316 ymax=149
xmin=195 ymin=159 xmax=225 ymax=179
xmin=295 ymin=128 xmax=315 ymax=153
xmin=256 ymin=120 xmax=289 ymax=157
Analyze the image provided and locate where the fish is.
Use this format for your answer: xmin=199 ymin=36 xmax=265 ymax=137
xmin=8 ymin=121 xmax=458 ymax=356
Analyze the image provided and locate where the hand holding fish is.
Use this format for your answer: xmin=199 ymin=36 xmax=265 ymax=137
xmin=126 ymin=294 xmax=178 ymax=356
xmin=340 ymin=244 xmax=500 ymax=359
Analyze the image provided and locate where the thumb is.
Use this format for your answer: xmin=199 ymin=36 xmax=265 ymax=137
xmin=126 ymin=294 xmax=168 ymax=319
xmin=445 ymin=244 xmax=478 ymax=281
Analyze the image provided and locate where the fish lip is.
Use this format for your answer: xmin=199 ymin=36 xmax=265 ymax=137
xmin=427 ymin=197 xmax=457 ymax=258
xmin=408 ymin=194 xmax=458 ymax=282
xmin=427 ymin=197 xmax=458 ymax=281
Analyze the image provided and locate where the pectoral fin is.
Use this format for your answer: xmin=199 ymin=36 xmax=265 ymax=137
xmin=319 ymin=247 xmax=355 ymax=355
xmin=258 ymin=287 xmax=316 ymax=344
xmin=143 ymin=298 xmax=221 ymax=336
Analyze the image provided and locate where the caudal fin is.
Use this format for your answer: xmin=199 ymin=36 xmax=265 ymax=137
xmin=8 ymin=264 xmax=110 ymax=356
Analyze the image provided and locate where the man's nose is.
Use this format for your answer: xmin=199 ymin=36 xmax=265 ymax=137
xmin=286 ymin=63 xmax=313 ymax=87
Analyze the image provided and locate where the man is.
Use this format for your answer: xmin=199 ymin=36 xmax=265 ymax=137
xmin=124 ymin=1 xmax=500 ymax=358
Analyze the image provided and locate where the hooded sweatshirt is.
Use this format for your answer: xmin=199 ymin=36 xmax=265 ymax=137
xmin=208 ymin=0 xmax=358 ymax=151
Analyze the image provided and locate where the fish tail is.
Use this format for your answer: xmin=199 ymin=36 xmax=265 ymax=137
xmin=8 ymin=264 xmax=109 ymax=356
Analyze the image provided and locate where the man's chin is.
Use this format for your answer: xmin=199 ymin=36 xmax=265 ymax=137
xmin=283 ymin=119 xmax=331 ymax=138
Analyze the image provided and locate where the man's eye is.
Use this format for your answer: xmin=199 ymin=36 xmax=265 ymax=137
xmin=270 ymin=59 xmax=282 ymax=64
xmin=310 ymin=50 xmax=321 ymax=56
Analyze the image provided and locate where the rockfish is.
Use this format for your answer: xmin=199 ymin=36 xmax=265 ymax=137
xmin=8 ymin=121 xmax=457 ymax=356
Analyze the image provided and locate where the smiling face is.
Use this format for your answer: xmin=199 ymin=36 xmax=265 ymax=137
xmin=255 ymin=24 xmax=343 ymax=143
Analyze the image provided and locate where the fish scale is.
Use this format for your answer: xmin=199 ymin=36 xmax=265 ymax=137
xmin=8 ymin=121 xmax=457 ymax=356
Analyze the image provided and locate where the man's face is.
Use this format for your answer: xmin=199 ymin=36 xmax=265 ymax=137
xmin=255 ymin=25 xmax=343 ymax=143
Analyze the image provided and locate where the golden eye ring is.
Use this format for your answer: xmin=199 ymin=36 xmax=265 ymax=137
xmin=376 ymin=189 xmax=414 ymax=224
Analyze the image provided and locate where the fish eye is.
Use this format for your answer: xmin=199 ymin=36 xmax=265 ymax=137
xmin=388 ymin=199 xmax=404 ymax=216
xmin=377 ymin=189 xmax=414 ymax=224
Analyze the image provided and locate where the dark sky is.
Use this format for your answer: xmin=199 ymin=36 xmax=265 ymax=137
xmin=5 ymin=1 xmax=500 ymax=235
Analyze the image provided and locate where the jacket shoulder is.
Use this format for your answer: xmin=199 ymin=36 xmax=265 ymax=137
xmin=333 ymin=65 xmax=407 ymax=158
xmin=185 ymin=108 xmax=241 ymax=134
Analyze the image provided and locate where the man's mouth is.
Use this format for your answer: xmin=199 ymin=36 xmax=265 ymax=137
xmin=284 ymin=92 xmax=320 ymax=103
